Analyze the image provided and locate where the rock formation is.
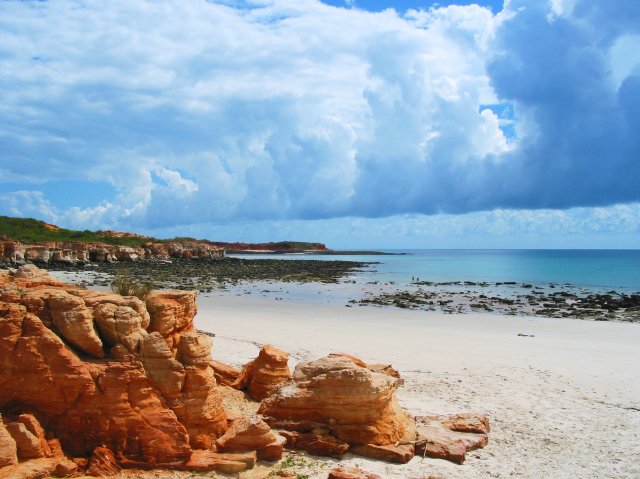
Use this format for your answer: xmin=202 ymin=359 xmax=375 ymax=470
xmin=0 ymin=266 xmax=234 ymax=473
xmin=0 ymin=264 xmax=491 ymax=476
xmin=259 ymin=355 xmax=416 ymax=463
xmin=233 ymin=344 xmax=292 ymax=400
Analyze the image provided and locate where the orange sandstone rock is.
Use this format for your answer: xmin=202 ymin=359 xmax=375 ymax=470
xmin=17 ymin=414 xmax=53 ymax=458
xmin=234 ymin=344 xmax=292 ymax=400
xmin=259 ymin=356 xmax=414 ymax=448
xmin=280 ymin=431 xmax=349 ymax=459
xmin=146 ymin=290 xmax=197 ymax=356
xmin=215 ymin=417 xmax=284 ymax=461
xmin=0 ymin=415 xmax=17 ymax=468
xmin=210 ymin=359 xmax=241 ymax=386
xmin=0 ymin=456 xmax=77 ymax=479
xmin=5 ymin=421 xmax=45 ymax=460
xmin=414 ymin=414 xmax=490 ymax=464
xmin=180 ymin=450 xmax=257 ymax=474
xmin=0 ymin=301 xmax=192 ymax=466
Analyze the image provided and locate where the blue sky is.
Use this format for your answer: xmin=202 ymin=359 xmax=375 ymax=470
xmin=0 ymin=0 xmax=639 ymax=248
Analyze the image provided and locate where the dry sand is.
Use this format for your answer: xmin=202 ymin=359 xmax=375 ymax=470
xmin=194 ymin=294 xmax=640 ymax=479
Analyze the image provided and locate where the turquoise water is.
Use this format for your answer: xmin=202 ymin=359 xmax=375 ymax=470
xmin=231 ymin=250 xmax=640 ymax=291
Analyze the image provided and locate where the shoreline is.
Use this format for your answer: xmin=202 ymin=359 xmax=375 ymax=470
xmin=196 ymin=294 xmax=640 ymax=479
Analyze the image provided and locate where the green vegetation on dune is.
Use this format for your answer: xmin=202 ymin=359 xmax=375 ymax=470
xmin=0 ymin=216 xmax=155 ymax=247
xmin=0 ymin=216 xmax=330 ymax=252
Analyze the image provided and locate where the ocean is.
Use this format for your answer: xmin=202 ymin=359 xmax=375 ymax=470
xmin=221 ymin=250 xmax=640 ymax=316
xmin=232 ymin=249 xmax=640 ymax=291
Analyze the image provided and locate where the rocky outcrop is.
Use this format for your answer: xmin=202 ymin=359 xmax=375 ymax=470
xmin=259 ymin=356 xmax=415 ymax=463
xmin=233 ymin=344 xmax=292 ymax=400
xmin=0 ymin=239 xmax=224 ymax=266
xmin=414 ymin=414 xmax=490 ymax=464
xmin=0 ymin=266 xmax=232 ymax=471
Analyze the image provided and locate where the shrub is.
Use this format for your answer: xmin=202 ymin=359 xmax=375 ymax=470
xmin=111 ymin=269 xmax=154 ymax=300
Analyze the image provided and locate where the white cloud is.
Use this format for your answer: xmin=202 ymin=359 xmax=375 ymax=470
xmin=0 ymin=0 xmax=638 ymax=236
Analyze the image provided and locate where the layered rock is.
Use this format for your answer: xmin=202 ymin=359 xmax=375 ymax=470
xmin=172 ymin=332 xmax=228 ymax=449
xmin=234 ymin=344 xmax=292 ymax=400
xmin=210 ymin=359 xmax=241 ymax=386
xmin=216 ymin=417 xmax=284 ymax=461
xmin=86 ymin=447 xmax=121 ymax=477
xmin=146 ymin=290 xmax=198 ymax=356
xmin=259 ymin=356 xmax=415 ymax=462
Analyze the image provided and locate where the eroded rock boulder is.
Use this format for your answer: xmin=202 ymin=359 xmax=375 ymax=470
xmin=259 ymin=356 xmax=414 ymax=452
xmin=0 ymin=415 xmax=17 ymax=468
xmin=216 ymin=417 xmax=284 ymax=461
xmin=234 ymin=344 xmax=292 ymax=400
xmin=5 ymin=421 xmax=44 ymax=460
xmin=414 ymin=414 xmax=490 ymax=464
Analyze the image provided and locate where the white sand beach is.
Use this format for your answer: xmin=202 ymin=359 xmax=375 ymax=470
xmin=196 ymin=294 xmax=640 ymax=479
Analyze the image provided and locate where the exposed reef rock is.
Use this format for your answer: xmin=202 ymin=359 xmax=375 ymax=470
xmin=259 ymin=355 xmax=416 ymax=462
xmin=234 ymin=344 xmax=292 ymax=400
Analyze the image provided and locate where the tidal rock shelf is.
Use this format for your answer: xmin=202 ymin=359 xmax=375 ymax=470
xmin=45 ymin=256 xmax=375 ymax=289
xmin=353 ymin=281 xmax=640 ymax=322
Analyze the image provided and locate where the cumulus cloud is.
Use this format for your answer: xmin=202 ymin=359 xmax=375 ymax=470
xmin=0 ymin=0 xmax=638 ymax=232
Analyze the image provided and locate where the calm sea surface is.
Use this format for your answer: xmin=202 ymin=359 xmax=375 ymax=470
xmin=232 ymin=250 xmax=640 ymax=292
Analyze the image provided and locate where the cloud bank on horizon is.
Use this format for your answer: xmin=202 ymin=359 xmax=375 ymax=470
xmin=0 ymin=0 xmax=639 ymax=243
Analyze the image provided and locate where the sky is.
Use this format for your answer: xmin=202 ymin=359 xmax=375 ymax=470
xmin=0 ymin=0 xmax=639 ymax=248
